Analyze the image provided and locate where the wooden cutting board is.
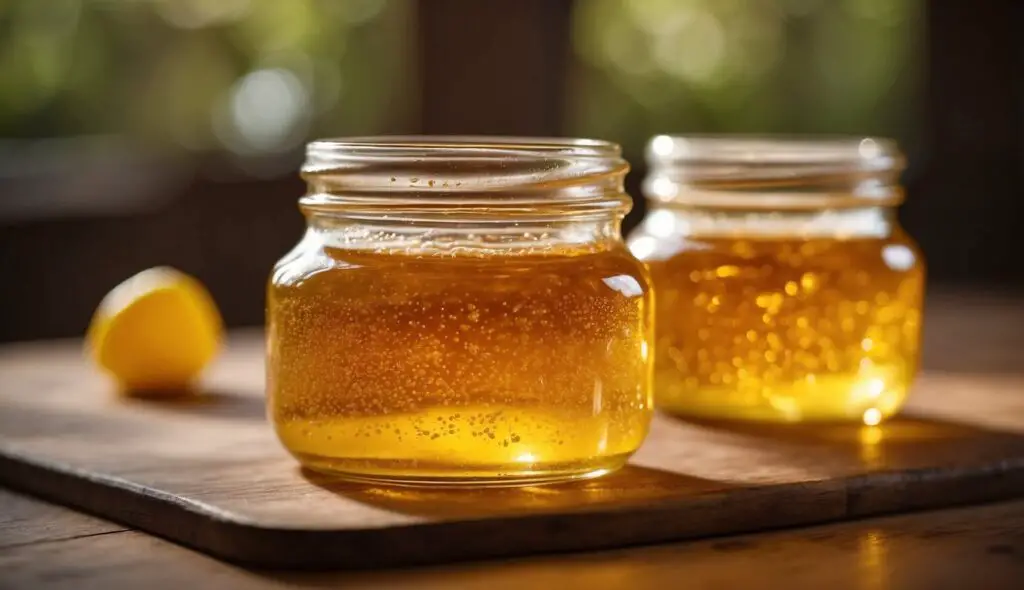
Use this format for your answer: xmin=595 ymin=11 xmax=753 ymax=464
xmin=1 ymin=332 xmax=1023 ymax=570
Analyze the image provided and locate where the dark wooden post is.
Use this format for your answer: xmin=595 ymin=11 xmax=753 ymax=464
xmin=904 ymin=0 xmax=1024 ymax=286
xmin=417 ymin=0 xmax=574 ymax=136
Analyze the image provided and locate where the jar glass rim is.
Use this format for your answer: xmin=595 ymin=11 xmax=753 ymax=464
xmin=306 ymin=135 xmax=621 ymax=169
xmin=642 ymin=134 xmax=907 ymax=209
xmin=646 ymin=134 xmax=904 ymax=171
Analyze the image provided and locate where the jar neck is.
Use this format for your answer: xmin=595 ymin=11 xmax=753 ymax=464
xmin=643 ymin=135 xmax=906 ymax=211
xmin=296 ymin=136 xmax=632 ymax=254
xmin=300 ymin=136 xmax=632 ymax=224
xmin=305 ymin=215 xmax=626 ymax=254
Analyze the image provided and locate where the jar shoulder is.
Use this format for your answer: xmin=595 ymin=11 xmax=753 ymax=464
xmin=271 ymin=236 xmax=651 ymax=296
xmin=626 ymin=221 xmax=925 ymax=277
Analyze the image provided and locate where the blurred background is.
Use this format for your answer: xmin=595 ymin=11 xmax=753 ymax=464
xmin=0 ymin=0 xmax=1021 ymax=342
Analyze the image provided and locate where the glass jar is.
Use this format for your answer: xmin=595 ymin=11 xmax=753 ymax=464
xmin=628 ymin=136 xmax=925 ymax=424
xmin=268 ymin=137 xmax=653 ymax=485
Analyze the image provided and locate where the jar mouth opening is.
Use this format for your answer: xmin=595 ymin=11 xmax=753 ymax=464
xmin=646 ymin=134 xmax=903 ymax=171
xmin=306 ymin=135 xmax=621 ymax=168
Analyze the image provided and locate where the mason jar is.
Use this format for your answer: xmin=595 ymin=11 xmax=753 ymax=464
xmin=268 ymin=137 xmax=653 ymax=485
xmin=628 ymin=135 xmax=925 ymax=424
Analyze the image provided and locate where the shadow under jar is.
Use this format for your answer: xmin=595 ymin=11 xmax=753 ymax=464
xmin=268 ymin=137 xmax=653 ymax=486
xmin=628 ymin=136 xmax=925 ymax=424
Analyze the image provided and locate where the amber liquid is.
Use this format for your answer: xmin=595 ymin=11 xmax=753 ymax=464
xmin=267 ymin=242 xmax=652 ymax=485
xmin=635 ymin=232 xmax=924 ymax=423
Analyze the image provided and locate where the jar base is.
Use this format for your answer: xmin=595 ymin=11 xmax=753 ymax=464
xmin=657 ymin=398 xmax=904 ymax=424
xmin=656 ymin=375 xmax=909 ymax=424
xmin=293 ymin=452 xmax=632 ymax=487
xmin=659 ymin=406 xmax=901 ymax=425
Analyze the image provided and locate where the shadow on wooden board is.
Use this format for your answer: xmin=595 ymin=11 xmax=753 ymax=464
xmin=301 ymin=465 xmax=731 ymax=520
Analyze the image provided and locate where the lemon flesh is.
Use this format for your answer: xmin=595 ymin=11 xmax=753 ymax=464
xmin=87 ymin=267 xmax=223 ymax=393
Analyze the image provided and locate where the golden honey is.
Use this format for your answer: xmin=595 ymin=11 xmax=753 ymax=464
xmin=633 ymin=231 xmax=923 ymax=423
xmin=631 ymin=135 xmax=926 ymax=423
xmin=267 ymin=137 xmax=653 ymax=485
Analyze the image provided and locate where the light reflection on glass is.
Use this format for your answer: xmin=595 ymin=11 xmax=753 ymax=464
xmin=602 ymin=275 xmax=645 ymax=298
xmin=646 ymin=208 xmax=677 ymax=236
xmin=881 ymin=244 xmax=917 ymax=272
xmin=858 ymin=137 xmax=881 ymax=159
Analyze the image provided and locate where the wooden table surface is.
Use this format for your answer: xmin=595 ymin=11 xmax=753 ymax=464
xmin=2 ymin=290 xmax=1023 ymax=589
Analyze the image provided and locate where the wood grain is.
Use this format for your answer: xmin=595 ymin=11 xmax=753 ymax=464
xmin=1 ymin=325 xmax=1023 ymax=570
xmin=3 ymin=487 xmax=1024 ymax=590
xmin=0 ymin=487 xmax=127 ymax=550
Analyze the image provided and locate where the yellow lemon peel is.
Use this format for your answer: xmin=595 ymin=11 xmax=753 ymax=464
xmin=87 ymin=267 xmax=222 ymax=394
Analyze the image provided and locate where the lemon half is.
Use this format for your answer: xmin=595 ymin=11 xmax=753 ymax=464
xmin=87 ymin=267 xmax=223 ymax=394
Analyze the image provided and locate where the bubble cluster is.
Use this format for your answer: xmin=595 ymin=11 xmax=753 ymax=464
xmin=267 ymin=246 xmax=653 ymax=481
xmin=646 ymin=236 xmax=924 ymax=423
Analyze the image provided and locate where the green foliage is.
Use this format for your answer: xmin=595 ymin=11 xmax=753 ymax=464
xmin=0 ymin=0 xmax=416 ymax=153
xmin=567 ymin=0 xmax=923 ymax=159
